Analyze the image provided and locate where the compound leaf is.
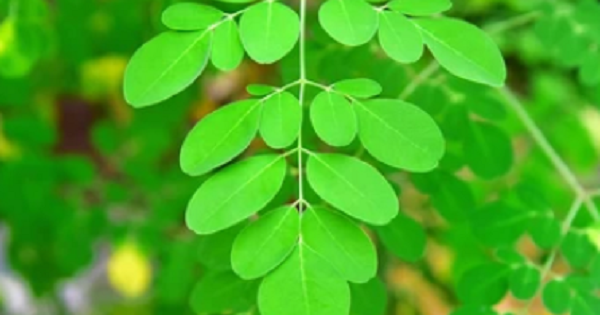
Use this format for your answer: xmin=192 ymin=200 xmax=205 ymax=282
xmin=258 ymin=245 xmax=350 ymax=315
xmin=259 ymin=91 xmax=302 ymax=149
xmin=124 ymin=30 xmax=212 ymax=107
xmin=180 ymin=99 xmax=260 ymax=177
xmin=232 ymin=206 xmax=299 ymax=280
xmin=302 ymin=207 xmax=377 ymax=283
xmin=211 ymin=18 xmax=245 ymax=71
xmin=414 ymin=18 xmax=506 ymax=86
xmin=355 ymin=99 xmax=445 ymax=172
xmin=162 ymin=3 xmax=223 ymax=31
xmin=542 ymin=280 xmax=572 ymax=314
xmin=332 ymin=78 xmax=382 ymax=98
xmin=186 ymin=154 xmax=287 ymax=234
xmin=378 ymin=11 xmax=423 ymax=63
xmin=319 ymin=0 xmax=379 ymax=46
xmin=239 ymin=2 xmax=299 ymax=64
xmin=306 ymin=153 xmax=398 ymax=225
xmin=509 ymin=265 xmax=541 ymax=300
xmin=310 ymin=91 xmax=357 ymax=146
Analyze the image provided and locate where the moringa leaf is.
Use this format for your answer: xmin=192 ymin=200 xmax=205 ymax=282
xmin=186 ymin=154 xmax=287 ymax=234
xmin=259 ymin=91 xmax=302 ymax=149
xmin=180 ymin=99 xmax=260 ymax=177
xmin=319 ymin=0 xmax=379 ymax=46
xmin=124 ymin=30 xmax=212 ymax=107
xmin=306 ymin=153 xmax=398 ymax=225
xmin=310 ymin=91 xmax=357 ymax=147
xmin=239 ymin=2 xmax=299 ymax=64
xmin=161 ymin=3 xmax=223 ymax=31
xmin=211 ymin=18 xmax=244 ymax=71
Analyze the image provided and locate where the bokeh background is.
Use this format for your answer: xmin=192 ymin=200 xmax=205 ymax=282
xmin=1 ymin=0 xmax=599 ymax=315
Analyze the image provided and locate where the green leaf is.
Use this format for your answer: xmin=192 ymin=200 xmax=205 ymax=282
xmin=543 ymin=280 xmax=572 ymax=314
xmin=414 ymin=18 xmax=506 ymax=86
xmin=197 ymin=224 xmax=245 ymax=270
xmin=378 ymin=12 xmax=423 ymax=63
xmin=186 ymin=154 xmax=287 ymax=234
xmin=259 ymin=91 xmax=302 ymax=149
xmin=310 ymin=91 xmax=357 ymax=146
xmin=463 ymin=121 xmax=513 ymax=179
xmin=319 ymin=0 xmax=379 ymax=46
xmin=471 ymin=202 xmax=532 ymax=247
xmin=350 ymin=278 xmax=388 ymax=315
xmin=457 ymin=262 xmax=510 ymax=305
xmin=190 ymin=271 xmax=257 ymax=314
xmin=571 ymin=295 xmax=600 ymax=315
xmin=528 ymin=216 xmax=561 ymax=249
xmin=239 ymin=2 xmax=299 ymax=64
xmin=333 ymin=78 xmax=382 ymax=98
xmin=232 ymin=206 xmax=299 ymax=279
xmin=124 ymin=30 xmax=212 ymax=107
xmin=247 ymin=84 xmax=277 ymax=96
xmin=302 ymin=207 xmax=377 ymax=283
xmin=355 ymin=99 xmax=445 ymax=172
xmin=258 ymin=245 xmax=350 ymax=315
xmin=509 ymin=265 xmax=541 ymax=300
xmin=306 ymin=153 xmax=398 ymax=225
xmin=592 ymin=256 xmax=600 ymax=288
xmin=388 ymin=0 xmax=452 ymax=16
xmin=561 ymin=231 xmax=597 ymax=268
xmin=180 ymin=99 xmax=261 ymax=177
xmin=375 ymin=213 xmax=426 ymax=262
xmin=161 ymin=3 xmax=223 ymax=31
xmin=211 ymin=18 xmax=244 ymax=71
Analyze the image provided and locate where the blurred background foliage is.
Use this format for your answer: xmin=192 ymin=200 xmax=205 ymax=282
xmin=0 ymin=0 xmax=599 ymax=315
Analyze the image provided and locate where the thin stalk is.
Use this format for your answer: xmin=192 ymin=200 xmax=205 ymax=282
xmin=297 ymin=0 xmax=307 ymax=211
xmin=500 ymin=88 xmax=600 ymax=221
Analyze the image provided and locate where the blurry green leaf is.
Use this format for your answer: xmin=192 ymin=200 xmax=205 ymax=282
xmin=302 ymin=207 xmax=377 ymax=283
xmin=333 ymin=78 xmax=382 ymax=98
xmin=197 ymin=224 xmax=244 ymax=270
xmin=124 ymin=31 xmax=211 ymax=107
xmin=571 ymin=295 xmax=600 ymax=315
xmin=259 ymin=91 xmax=302 ymax=149
xmin=528 ymin=216 xmax=561 ymax=249
xmin=161 ymin=3 xmax=223 ymax=31
xmin=211 ymin=18 xmax=244 ymax=71
xmin=561 ymin=231 xmax=597 ymax=268
xmin=471 ymin=202 xmax=532 ymax=247
xmin=180 ymin=100 xmax=260 ymax=177
xmin=463 ymin=121 xmax=513 ymax=179
xmin=457 ymin=262 xmax=510 ymax=305
xmin=378 ymin=11 xmax=423 ymax=63
xmin=232 ymin=206 xmax=299 ymax=279
xmin=542 ymin=280 xmax=572 ymax=314
xmin=356 ymin=99 xmax=445 ymax=172
xmin=258 ymin=245 xmax=350 ymax=315
xmin=239 ymin=2 xmax=299 ymax=64
xmin=318 ymin=0 xmax=379 ymax=46
xmin=350 ymin=278 xmax=388 ymax=315
xmin=190 ymin=271 xmax=257 ymax=314
xmin=414 ymin=18 xmax=506 ymax=86
xmin=388 ymin=0 xmax=452 ymax=16
xmin=186 ymin=154 xmax=287 ymax=234
xmin=310 ymin=91 xmax=357 ymax=146
xmin=509 ymin=265 xmax=541 ymax=300
xmin=306 ymin=153 xmax=398 ymax=225
xmin=376 ymin=213 xmax=426 ymax=262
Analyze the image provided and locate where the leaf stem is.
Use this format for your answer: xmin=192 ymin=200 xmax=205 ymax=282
xmin=399 ymin=61 xmax=440 ymax=100
xmin=297 ymin=0 xmax=307 ymax=211
xmin=484 ymin=10 xmax=541 ymax=35
xmin=500 ymin=88 xmax=600 ymax=221
xmin=518 ymin=197 xmax=584 ymax=315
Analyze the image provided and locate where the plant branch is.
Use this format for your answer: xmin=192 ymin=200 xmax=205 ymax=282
xmin=500 ymin=88 xmax=600 ymax=221
xmin=484 ymin=11 xmax=541 ymax=35
xmin=297 ymin=0 xmax=307 ymax=211
xmin=399 ymin=61 xmax=439 ymax=100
